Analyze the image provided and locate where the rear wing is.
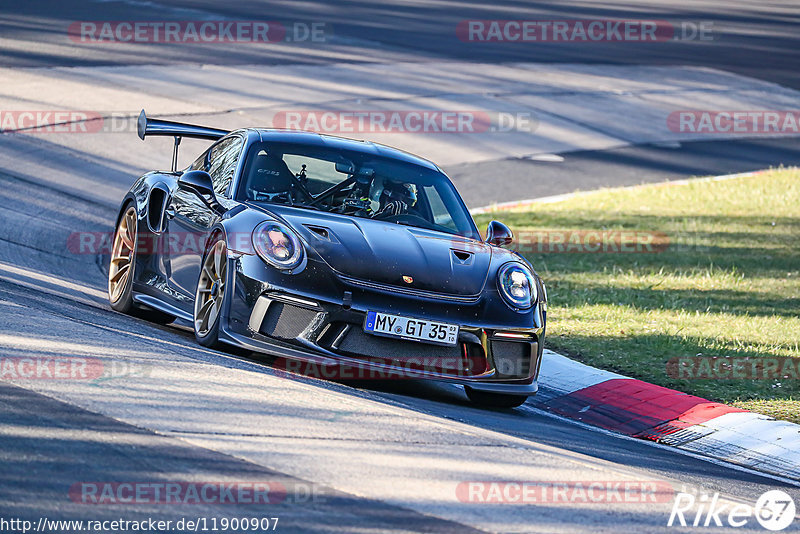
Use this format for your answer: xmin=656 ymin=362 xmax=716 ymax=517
xmin=137 ymin=109 xmax=230 ymax=172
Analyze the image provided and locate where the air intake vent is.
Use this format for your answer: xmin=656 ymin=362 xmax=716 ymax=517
xmin=491 ymin=341 xmax=531 ymax=378
xmin=451 ymin=249 xmax=473 ymax=265
xmin=260 ymin=302 xmax=319 ymax=340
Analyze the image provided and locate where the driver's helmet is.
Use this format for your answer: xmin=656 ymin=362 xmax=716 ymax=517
xmin=379 ymin=180 xmax=417 ymax=208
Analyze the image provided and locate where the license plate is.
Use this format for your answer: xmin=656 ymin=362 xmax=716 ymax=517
xmin=364 ymin=311 xmax=459 ymax=346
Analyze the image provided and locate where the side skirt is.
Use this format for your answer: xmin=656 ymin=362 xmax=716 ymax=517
xmin=132 ymin=293 xmax=193 ymax=323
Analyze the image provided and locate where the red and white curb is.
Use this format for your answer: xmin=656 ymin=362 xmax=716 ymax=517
xmin=531 ymin=349 xmax=800 ymax=482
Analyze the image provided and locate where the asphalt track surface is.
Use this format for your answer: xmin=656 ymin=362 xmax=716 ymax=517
xmin=3 ymin=0 xmax=800 ymax=205
xmin=2 ymin=0 xmax=799 ymax=90
xmin=1 ymin=1 xmax=800 ymax=532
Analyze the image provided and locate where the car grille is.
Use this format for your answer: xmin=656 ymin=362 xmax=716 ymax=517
xmin=337 ymin=328 xmax=463 ymax=366
xmin=260 ymin=302 xmax=319 ymax=340
xmin=491 ymin=340 xmax=531 ymax=379
xmin=338 ymin=274 xmax=481 ymax=303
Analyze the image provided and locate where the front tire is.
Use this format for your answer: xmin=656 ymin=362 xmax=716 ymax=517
xmin=465 ymin=386 xmax=528 ymax=408
xmin=108 ymin=204 xmax=174 ymax=324
xmin=194 ymin=237 xmax=228 ymax=348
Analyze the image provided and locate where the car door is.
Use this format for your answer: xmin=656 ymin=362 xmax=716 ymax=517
xmin=164 ymin=135 xmax=244 ymax=304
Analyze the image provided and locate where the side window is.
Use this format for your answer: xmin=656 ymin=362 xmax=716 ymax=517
xmin=423 ymin=185 xmax=456 ymax=231
xmin=207 ymin=136 xmax=244 ymax=197
xmin=190 ymin=150 xmax=208 ymax=172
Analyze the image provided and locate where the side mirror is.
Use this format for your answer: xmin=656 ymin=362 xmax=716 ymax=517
xmin=178 ymin=170 xmax=224 ymax=213
xmin=179 ymin=170 xmax=215 ymax=197
xmin=486 ymin=220 xmax=514 ymax=248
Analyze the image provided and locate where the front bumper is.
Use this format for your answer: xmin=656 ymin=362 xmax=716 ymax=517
xmin=220 ymin=255 xmax=545 ymax=395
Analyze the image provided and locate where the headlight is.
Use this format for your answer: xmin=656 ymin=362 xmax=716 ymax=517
xmin=497 ymin=263 xmax=538 ymax=310
xmin=252 ymin=221 xmax=304 ymax=270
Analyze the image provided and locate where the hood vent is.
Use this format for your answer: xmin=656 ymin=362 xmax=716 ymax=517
xmin=304 ymin=225 xmax=334 ymax=242
xmin=451 ymin=249 xmax=474 ymax=265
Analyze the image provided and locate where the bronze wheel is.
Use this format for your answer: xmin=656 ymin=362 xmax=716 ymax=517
xmin=108 ymin=206 xmax=136 ymax=305
xmin=194 ymin=239 xmax=227 ymax=345
xmin=108 ymin=203 xmax=174 ymax=324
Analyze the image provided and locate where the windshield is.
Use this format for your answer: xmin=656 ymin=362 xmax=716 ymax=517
xmin=236 ymin=141 xmax=480 ymax=239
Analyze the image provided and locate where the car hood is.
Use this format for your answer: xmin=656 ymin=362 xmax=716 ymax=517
xmin=255 ymin=204 xmax=492 ymax=295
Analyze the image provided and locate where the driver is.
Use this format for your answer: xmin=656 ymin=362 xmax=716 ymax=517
xmin=372 ymin=181 xmax=417 ymax=219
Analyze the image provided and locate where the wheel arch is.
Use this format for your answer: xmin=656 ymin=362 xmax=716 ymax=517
xmin=203 ymin=224 xmax=229 ymax=259
xmin=116 ymin=172 xmax=177 ymax=229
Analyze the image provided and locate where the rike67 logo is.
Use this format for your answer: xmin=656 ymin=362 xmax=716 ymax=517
xmin=668 ymin=490 xmax=796 ymax=531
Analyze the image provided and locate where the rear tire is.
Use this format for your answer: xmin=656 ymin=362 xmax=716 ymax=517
xmin=108 ymin=204 xmax=175 ymax=324
xmin=465 ymin=386 xmax=528 ymax=408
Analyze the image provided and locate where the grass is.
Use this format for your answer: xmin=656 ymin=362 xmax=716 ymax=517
xmin=474 ymin=168 xmax=800 ymax=424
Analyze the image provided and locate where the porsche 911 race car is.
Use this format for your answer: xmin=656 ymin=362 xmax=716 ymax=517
xmin=108 ymin=110 xmax=547 ymax=407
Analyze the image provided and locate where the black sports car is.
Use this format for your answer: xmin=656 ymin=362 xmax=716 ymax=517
xmin=108 ymin=110 xmax=547 ymax=408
